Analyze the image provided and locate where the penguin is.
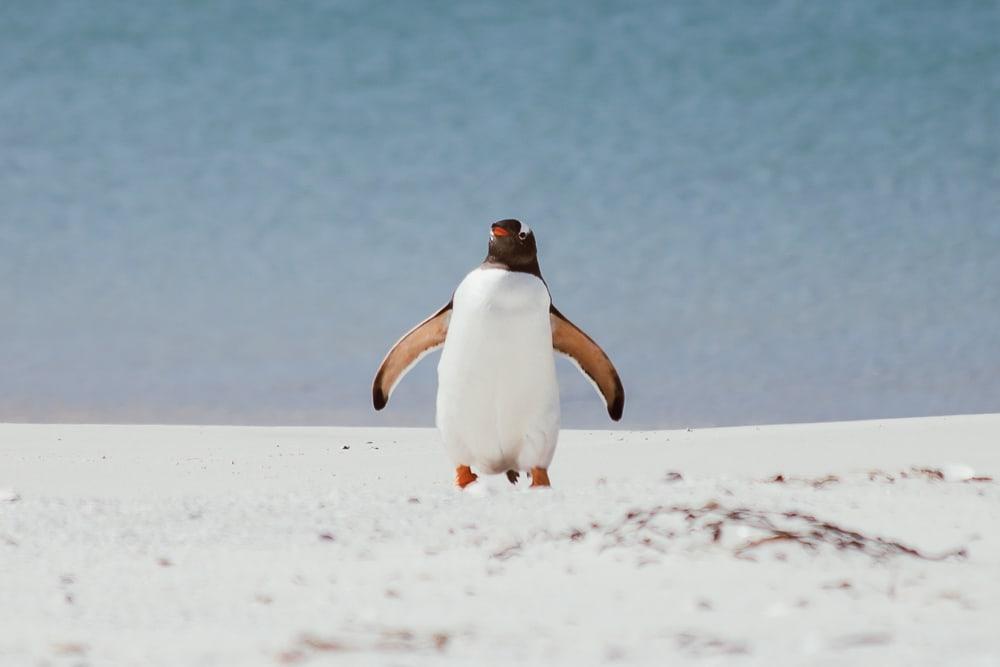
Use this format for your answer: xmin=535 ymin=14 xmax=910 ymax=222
xmin=372 ymin=219 xmax=624 ymax=489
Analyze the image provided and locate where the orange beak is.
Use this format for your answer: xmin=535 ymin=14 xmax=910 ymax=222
xmin=492 ymin=226 xmax=510 ymax=237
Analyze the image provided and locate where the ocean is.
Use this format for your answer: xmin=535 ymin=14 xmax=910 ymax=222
xmin=1 ymin=0 xmax=998 ymax=427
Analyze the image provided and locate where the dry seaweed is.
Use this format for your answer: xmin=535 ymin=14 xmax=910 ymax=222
xmin=492 ymin=501 xmax=967 ymax=563
xmin=765 ymin=473 xmax=840 ymax=488
xmin=278 ymin=629 xmax=451 ymax=663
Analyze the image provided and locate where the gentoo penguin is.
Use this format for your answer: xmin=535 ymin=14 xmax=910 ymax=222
xmin=372 ymin=219 xmax=623 ymax=489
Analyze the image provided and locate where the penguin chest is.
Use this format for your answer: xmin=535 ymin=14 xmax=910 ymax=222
xmin=435 ymin=268 xmax=560 ymax=470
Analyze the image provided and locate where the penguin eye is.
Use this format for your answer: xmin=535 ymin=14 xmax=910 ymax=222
xmin=518 ymin=231 xmax=528 ymax=240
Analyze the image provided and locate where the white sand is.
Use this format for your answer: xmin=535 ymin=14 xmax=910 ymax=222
xmin=1 ymin=415 xmax=998 ymax=666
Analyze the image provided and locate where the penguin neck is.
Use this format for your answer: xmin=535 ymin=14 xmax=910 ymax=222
xmin=481 ymin=254 xmax=544 ymax=280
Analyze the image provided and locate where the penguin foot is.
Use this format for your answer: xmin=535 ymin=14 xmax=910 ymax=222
xmin=455 ymin=465 xmax=478 ymax=489
xmin=506 ymin=470 xmax=520 ymax=485
xmin=529 ymin=467 xmax=551 ymax=488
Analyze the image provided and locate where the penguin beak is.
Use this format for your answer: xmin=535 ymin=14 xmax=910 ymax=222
xmin=491 ymin=226 xmax=510 ymax=238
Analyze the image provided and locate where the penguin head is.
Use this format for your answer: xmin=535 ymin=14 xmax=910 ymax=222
xmin=488 ymin=219 xmax=537 ymax=267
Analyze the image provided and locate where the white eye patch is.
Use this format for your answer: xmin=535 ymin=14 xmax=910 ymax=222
xmin=519 ymin=222 xmax=531 ymax=237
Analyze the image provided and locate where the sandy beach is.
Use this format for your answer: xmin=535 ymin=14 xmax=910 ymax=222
xmin=1 ymin=415 xmax=998 ymax=666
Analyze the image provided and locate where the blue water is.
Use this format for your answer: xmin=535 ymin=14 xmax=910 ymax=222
xmin=1 ymin=1 xmax=998 ymax=427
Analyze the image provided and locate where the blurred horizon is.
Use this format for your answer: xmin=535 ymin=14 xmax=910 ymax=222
xmin=1 ymin=0 xmax=998 ymax=428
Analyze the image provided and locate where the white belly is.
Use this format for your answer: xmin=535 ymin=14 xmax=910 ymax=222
xmin=436 ymin=268 xmax=560 ymax=474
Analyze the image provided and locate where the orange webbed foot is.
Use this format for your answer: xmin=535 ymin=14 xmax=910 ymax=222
xmin=455 ymin=465 xmax=478 ymax=489
xmin=529 ymin=467 xmax=551 ymax=488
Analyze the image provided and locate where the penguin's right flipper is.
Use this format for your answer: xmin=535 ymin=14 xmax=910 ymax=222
xmin=372 ymin=301 xmax=453 ymax=410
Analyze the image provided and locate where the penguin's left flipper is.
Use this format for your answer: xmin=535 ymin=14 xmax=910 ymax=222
xmin=550 ymin=305 xmax=625 ymax=421
xmin=373 ymin=301 xmax=453 ymax=410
